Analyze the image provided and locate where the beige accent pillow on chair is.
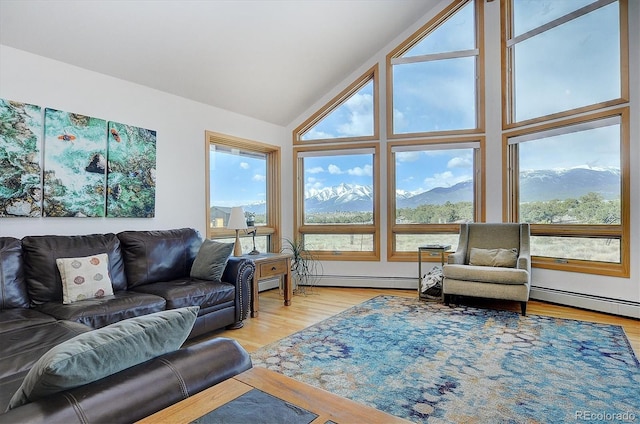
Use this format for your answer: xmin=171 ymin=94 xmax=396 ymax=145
xmin=56 ymin=254 xmax=114 ymax=304
xmin=469 ymin=248 xmax=518 ymax=268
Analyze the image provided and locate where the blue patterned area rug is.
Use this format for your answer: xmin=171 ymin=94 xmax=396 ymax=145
xmin=251 ymin=295 xmax=639 ymax=423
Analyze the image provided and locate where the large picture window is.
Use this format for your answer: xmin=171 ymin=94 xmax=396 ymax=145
xmin=294 ymin=144 xmax=380 ymax=260
xmin=505 ymin=110 xmax=629 ymax=276
xmin=389 ymin=139 xmax=484 ymax=260
xmin=502 ymin=0 xmax=630 ymax=277
xmin=206 ymin=131 xmax=281 ymax=253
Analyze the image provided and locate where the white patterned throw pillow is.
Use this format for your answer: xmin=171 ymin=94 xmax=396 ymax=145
xmin=56 ymin=254 xmax=114 ymax=304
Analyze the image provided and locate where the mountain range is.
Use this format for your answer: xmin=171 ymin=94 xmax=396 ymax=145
xmin=299 ymin=167 xmax=620 ymax=214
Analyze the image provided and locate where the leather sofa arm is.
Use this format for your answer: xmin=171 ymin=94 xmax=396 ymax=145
xmin=1 ymin=337 xmax=252 ymax=424
xmin=222 ymin=257 xmax=255 ymax=323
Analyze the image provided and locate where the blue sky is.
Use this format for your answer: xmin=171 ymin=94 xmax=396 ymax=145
xmin=395 ymin=148 xmax=474 ymax=194
xmin=210 ymin=149 xmax=266 ymax=207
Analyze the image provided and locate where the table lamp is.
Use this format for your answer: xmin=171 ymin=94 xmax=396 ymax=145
xmin=227 ymin=206 xmax=248 ymax=256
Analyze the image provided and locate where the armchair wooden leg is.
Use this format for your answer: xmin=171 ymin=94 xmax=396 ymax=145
xmin=520 ymin=302 xmax=527 ymax=316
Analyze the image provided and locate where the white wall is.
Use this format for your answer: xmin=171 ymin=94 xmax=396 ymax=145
xmin=286 ymin=0 xmax=640 ymax=317
xmin=0 ymin=45 xmax=287 ymax=239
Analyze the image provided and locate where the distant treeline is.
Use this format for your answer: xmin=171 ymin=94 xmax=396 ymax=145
xmin=303 ymin=192 xmax=619 ymax=225
xmin=305 ymin=211 xmax=374 ymax=224
xmin=519 ymin=192 xmax=620 ymax=224
xmin=397 ymin=201 xmax=473 ymax=224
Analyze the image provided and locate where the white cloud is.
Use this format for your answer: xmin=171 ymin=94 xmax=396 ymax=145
xmin=328 ymin=164 xmax=342 ymax=174
xmin=347 ymin=164 xmax=373 ymax=177
xmin=307 ymin=166 xmax=324 ymax=174
xmin=303 ymin=91 xmax=374 ymax=140
xmin=337 ymin=93 xmax=374 ymax=137
xmin=393 ymin=108 xmax=407 ymax=132
xmin=304 ymin=129 xmax=333 ymax=139
xmin=305 ymin=177 xmax=325 ymax=194
xmin=252 ymin=174 xmax=266 ymax=182
xmin=422 ymin=171 xmax=469 ymax=191
xmin=396 ymin=151 xmax=421 ymax=162
xmin=448 ymin=156 xmax=472 ymax=168
xmin=240 ymin=162 xmax=250 ymax=170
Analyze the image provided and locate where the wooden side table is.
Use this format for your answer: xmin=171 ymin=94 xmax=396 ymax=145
xmin=244 ymin=252 xmax=292 ymax=317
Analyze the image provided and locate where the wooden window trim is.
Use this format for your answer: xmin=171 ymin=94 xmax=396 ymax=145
xmin=293 ymin=142 xmax=380 ymax=261
xmin=205 ymin=131 xmax=282 ymax=253
xmin=292 ymin=65 xmax=379 ymax=145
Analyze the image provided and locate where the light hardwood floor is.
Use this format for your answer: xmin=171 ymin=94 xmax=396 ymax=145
xmin=193 ymin=287 xmax=639 ymax=357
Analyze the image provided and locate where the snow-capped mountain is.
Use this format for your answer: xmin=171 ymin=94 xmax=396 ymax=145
xmin=305 ymin=183 xmax=373 ymax=213
xmin=299 ymin=168 xmax=620 ymax=213
xmin=240 ymin=201 xmax=266 ymax=215
xmin=519 ymin=167 xmax=620 ymax=202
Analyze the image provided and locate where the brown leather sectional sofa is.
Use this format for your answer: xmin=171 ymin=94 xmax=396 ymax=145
xmin=0 ymin=228 xmax=255 ymax=423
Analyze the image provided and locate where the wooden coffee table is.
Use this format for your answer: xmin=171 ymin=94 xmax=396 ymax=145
xmin=137 ymin=367 xmax=411 ymax=424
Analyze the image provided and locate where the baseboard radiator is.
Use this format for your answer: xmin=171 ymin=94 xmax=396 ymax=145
xmin=529 ymin=287 xmax=639 ymax=319
xmin=294 ymin=275 xmax=640 ymax=319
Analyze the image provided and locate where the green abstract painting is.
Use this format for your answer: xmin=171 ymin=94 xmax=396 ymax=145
xmin=1 ymin=99 xmax=157 ymax=219
xmin=107 ymin=122 xmax=156 ymax=217
xmin=43 ymin=108 xmax=107 ymax=217
xmin=0 ymin=99 xmax=43 ymax=217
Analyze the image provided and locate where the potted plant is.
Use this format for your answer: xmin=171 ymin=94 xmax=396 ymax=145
xmin=282 ymin=238 xmax=322 ymax=293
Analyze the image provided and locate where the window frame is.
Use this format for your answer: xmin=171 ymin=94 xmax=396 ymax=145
xmin=293 ymin=142 xmax=380 ymax=261
xmin=503 ymin=108 xmax=630 ymax=277
xmin=205 ymin=131 xmax=282 ymax=253
xmin=501 ymin=0 xmax=629 ymax=130
xmin=293 ymin=65 xmax=379 ymax=145
xmin=502 ymin=0 xmax=630 ymax=277
xmin=387 ymin=137 xmax=485 ymax=261
xmin=386 ymin=0 xmax=484 ymax=139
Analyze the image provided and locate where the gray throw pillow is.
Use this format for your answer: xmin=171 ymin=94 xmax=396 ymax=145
xmin=190 ymin=239 xmax=234 ymax=281
xmin=469 ymin=247 xmax=518 ymax=268
xmin=7 ymin=306 xmax=199 ymax=410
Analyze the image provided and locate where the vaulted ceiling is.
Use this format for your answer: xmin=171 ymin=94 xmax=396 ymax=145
xmin=0 ymin=0 xmax=439 ymax=126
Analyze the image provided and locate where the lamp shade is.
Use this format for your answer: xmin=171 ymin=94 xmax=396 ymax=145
xmin=227 ymin=207 xmax=248 ymax=230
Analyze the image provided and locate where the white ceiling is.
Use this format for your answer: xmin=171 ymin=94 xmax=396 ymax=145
xmin=0 ymin=0 xmax=438 ymax=126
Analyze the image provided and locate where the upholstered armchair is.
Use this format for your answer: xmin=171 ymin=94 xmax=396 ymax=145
xmin=443 ymin=223 xmax=531 ymax=315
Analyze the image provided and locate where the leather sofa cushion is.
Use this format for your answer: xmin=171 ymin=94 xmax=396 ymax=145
xmin=34 ymin=291 xmax=166 ymax=329
xmin=0 ymin=320 xmax=90 ymax=411
xmin=0 ymin=309 xmax=56 ymax=334
xmin=0 ymin=237 xmax=29 ymax=310
xmin=132 ymin=279 xmax=235 ymax=311
xmin=8 ymin=307 xmax=199 ymax=409
xmin=444 ymin=264 xmax=529 ymax=285
xmin=0 ymin=337 xmax=252 ymax=423
xmin=21 ymin=234 xmax=128 ymax=304
xmin=118 ymin=228 xmax=201 ymax=288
